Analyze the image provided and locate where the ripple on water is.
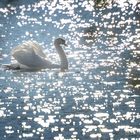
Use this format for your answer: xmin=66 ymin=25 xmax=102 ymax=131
xmin=0 ymin=0 xmax=140 ymax=139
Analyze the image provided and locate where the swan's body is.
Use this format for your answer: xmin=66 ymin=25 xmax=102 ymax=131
xmin=4 ymin=38 xmax=68 ymax=70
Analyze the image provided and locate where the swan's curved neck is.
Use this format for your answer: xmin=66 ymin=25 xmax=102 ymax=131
xmin=55 ymin=45 xmax=68 ymax=69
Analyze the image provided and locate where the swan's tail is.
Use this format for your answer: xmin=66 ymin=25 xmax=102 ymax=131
xmin=2 ymin=63 xmax=20 ymax=70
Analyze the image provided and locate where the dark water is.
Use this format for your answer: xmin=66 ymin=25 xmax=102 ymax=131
xmin=0 ymin=0 xmax=140 ymax=139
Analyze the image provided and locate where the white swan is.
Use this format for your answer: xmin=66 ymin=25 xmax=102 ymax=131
xmin=4 ymin=38 xmax=68 ymax=70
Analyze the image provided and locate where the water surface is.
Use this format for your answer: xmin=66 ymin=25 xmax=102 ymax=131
xmin=0 ymin=0 xmax=140 ymax=139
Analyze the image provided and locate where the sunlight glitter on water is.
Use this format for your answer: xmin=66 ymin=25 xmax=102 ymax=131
xmin=0 ymin=0 xmax=140 ymax=139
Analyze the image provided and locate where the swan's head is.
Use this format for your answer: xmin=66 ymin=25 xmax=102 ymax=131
xmin=54 ymin=38 xmax=67 ymax=47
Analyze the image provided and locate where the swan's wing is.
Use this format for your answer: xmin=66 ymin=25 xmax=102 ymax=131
xmin=11 ymin=41 xmax=47 ymax=67
xmin=27 ymin=41 xmax=46 ymax=58
xmin=12 ymin=40 xmax=46 ymax=58
xmin=12 ymin=45 xmax=37 ymax=67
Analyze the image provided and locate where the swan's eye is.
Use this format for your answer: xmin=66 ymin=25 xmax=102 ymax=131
xmin=63 ymin=40 xmax=65 ymax=44
xmin=61 ymin=39 xmax=66 ymax=44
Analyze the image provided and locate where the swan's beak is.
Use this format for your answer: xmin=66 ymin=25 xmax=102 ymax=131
xmin=60 ymin=43 xmax=67 ymax=47
xmin=64 ymin=43 xmax=67 ymax=47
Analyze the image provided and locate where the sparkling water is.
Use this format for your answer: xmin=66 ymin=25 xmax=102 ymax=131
xmin=0 ymin=0 xmax=140 ymax=139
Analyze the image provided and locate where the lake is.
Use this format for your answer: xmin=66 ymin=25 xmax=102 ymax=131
xmin=0 ymin=0 xmax=140 ymax=139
